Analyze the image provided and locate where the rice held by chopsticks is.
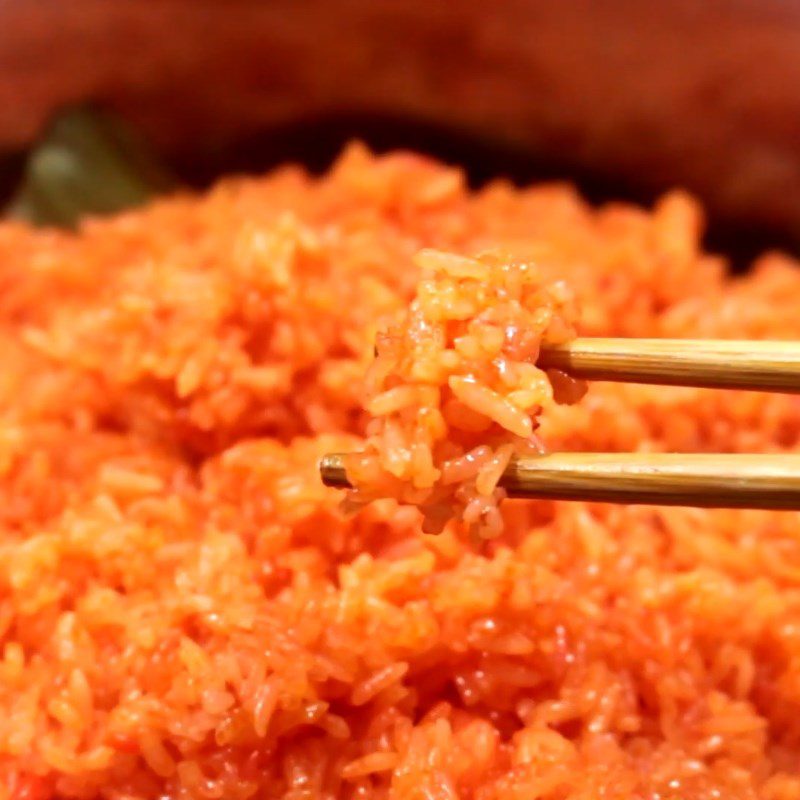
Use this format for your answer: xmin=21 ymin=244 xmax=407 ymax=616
xmin=343 ymin=249 xmax=585 ymax=538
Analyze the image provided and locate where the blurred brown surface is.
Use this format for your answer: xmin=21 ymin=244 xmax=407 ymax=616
xmin=2 ymin=0 xmax=800 ymax=242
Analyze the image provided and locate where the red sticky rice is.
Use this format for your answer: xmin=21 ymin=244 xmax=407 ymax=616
xmin=343 ymin=249 xmax=585 ymax=538
xmin=2 ymin=142 xmax=800 ymax=798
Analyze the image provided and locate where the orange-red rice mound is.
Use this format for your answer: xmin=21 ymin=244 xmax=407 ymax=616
xmin=2 ymin=143 xmax=800 ymax=799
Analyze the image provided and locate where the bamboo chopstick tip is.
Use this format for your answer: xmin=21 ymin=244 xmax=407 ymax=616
xmin=320 ymin=453 xmax=348 ymax=488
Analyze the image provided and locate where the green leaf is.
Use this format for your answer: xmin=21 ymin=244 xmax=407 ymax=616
xmin=7 ymin=106 xmax=176 ymax=229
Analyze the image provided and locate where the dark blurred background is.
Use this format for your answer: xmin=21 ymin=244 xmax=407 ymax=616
xmin=2 ymin=0 xmax=800 ymax=266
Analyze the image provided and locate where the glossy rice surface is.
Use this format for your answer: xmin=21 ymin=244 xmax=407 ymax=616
xmin=2 ymin=144 xmax=800 ymax=799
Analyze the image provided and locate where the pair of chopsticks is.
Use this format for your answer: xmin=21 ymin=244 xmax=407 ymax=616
xmin=320 ymin=339 xmax=800 ymax=510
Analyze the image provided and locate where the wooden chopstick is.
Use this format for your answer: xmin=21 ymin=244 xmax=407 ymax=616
xmin=320 ymin=339 xmax=800 ymax=510
xmin=538 ymin=339 xmax=800 ymax=392
xmin=320 ymin=453 xmax=800 ymax=510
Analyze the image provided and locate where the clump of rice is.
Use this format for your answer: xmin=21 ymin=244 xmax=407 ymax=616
xmin=343 ymin=249 xmax=585 ymax=538
xmin=2 ymin=142 xmax=800 ymax=798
